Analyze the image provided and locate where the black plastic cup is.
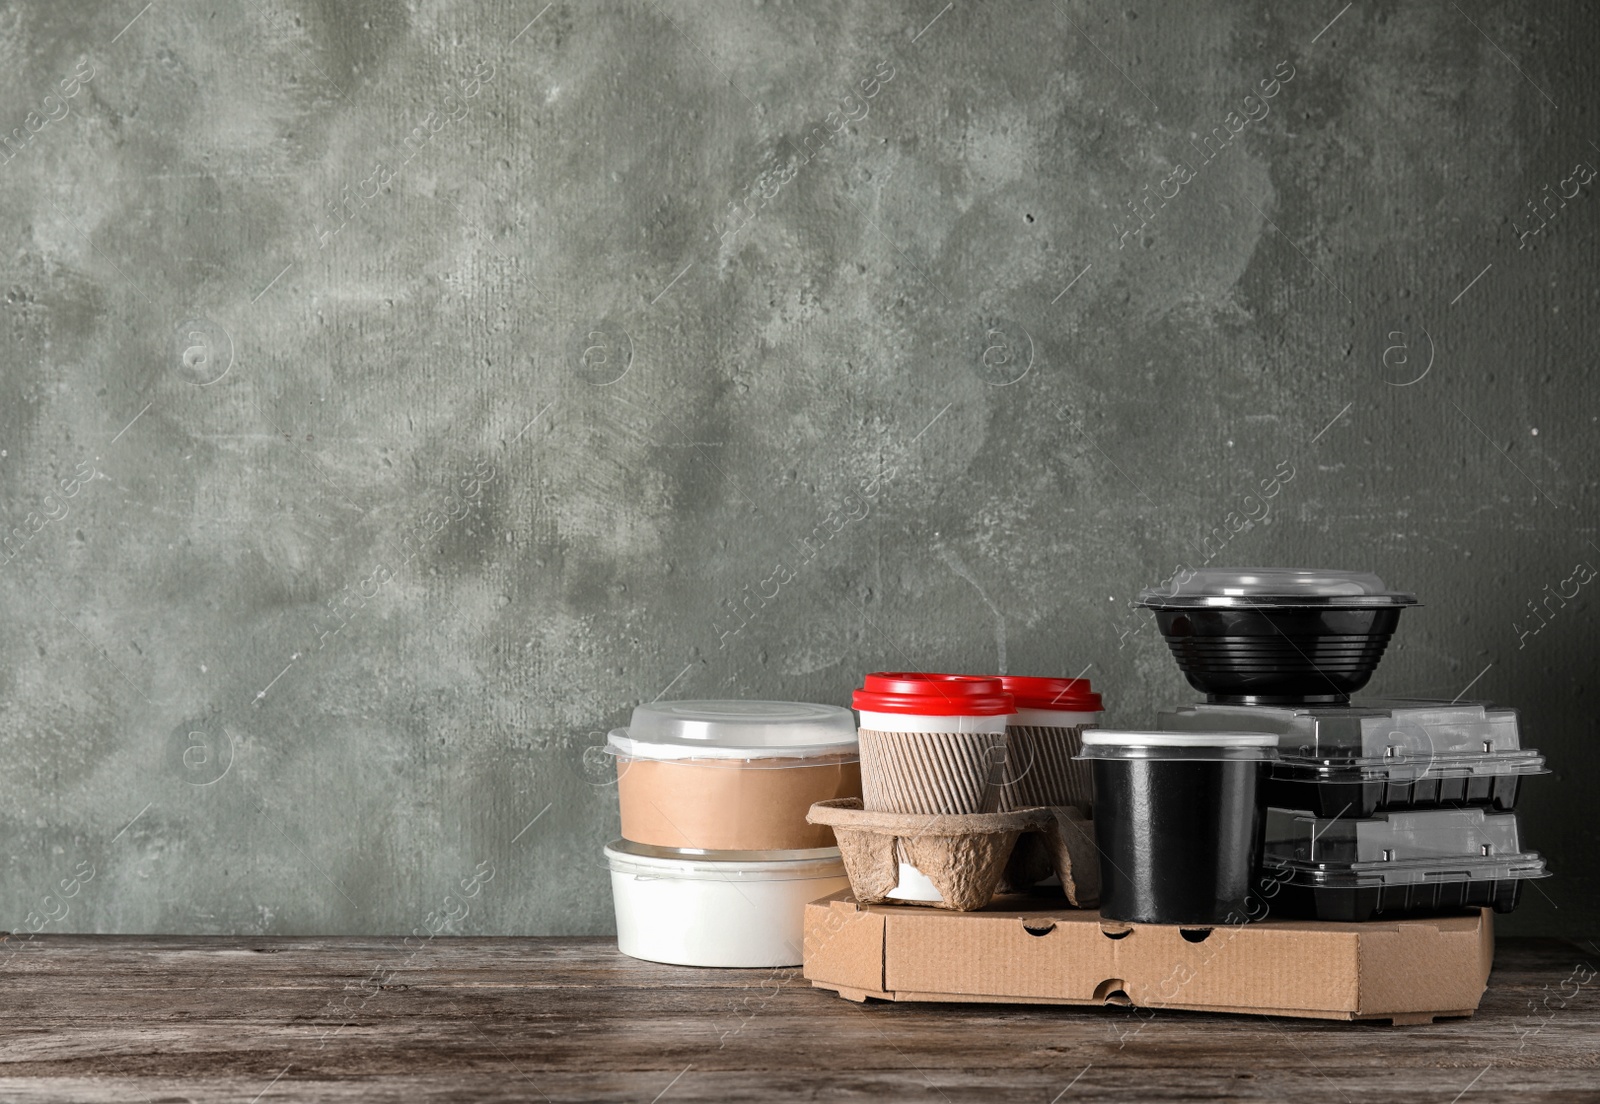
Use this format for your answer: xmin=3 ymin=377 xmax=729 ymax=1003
xmin=1079 ymin=731 xmax=1276 ymax=925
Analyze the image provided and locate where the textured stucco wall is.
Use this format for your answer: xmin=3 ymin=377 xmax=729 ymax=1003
xmin=0 ymin=0 xmax=1594 ymax=938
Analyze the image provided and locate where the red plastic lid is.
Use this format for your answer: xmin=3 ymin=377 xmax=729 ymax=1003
xmin=852 ymin=672 xmax=1015 ymax=716
xmin=999 ymin=675 xmax=1103 ymax=712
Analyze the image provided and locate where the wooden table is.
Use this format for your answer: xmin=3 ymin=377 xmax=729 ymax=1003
xmin=0 ymin=936 xmax=1595 ymax=1102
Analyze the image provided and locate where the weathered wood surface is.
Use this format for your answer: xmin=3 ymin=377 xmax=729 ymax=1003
xmin=0 ymin=935 xmax=1595 ymax=1102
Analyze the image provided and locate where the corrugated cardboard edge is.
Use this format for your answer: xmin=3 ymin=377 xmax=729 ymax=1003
xmin=1354 ymin=906 xmax=1494 ymax=1017
xmin=801 ymin=890 xmax=1492 ymax=1024
xmin=803 ymin=893 xmax=887 ymax=998
xmin=819 ymin=991 xmax=1476 ymax=1024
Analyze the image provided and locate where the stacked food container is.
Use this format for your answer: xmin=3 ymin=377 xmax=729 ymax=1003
xmin=1135 ymin=568 xmax=1549 ymax=923
xmin=602 ymin=701 xmax=859 ymax=966
xmin=602 ymin=566 xmax=1548 ymax=978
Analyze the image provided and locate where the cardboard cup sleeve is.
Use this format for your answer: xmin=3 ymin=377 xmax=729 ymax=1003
xmin=857 ymin=728 xmax=1009 ymax=814
xmin=998 ymin=723 xmax=1095 ymax=812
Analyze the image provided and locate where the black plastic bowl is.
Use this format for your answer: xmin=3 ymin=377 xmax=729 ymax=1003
xmin=1149 ymin=605 xmax=1406 ymax=705
xmin=1138 ymin=569 xmax=1417 ymax=705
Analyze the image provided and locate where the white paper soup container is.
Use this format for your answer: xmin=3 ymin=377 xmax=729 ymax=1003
xmin=605 ymin=841 xmax=849 ymax=967
xmin=608 ymin=701 xmax=861 ymax=852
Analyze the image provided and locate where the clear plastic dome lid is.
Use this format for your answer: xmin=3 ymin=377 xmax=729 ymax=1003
xmin=606 ymin=700 xmax=859 ymax=761
xmin=1137 ymin=567 xmax=1419 ymax=609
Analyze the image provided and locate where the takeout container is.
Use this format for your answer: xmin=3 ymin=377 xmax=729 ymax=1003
xmin=852 ymin=673 xmax=1014 ymax=815
xmin=1136 ymin=568 xmax=1418 ymax=705
xmin=1260 ymin=807 xmax=1548 ymax=922
xmin=605 ymin=840 xmax=849 ymax=967
xmin=1079 ymin=730 xmax=1276 ymax=925
xmin=604 ymin=701 xmax=859 ymax=967
xmin=607 ymin=700 xmax=861 ymax=851
xmin=1160 ymin=699 xmax=1546 ymax=817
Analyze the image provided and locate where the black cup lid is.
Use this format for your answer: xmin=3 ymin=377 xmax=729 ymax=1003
xmin=1136 ymin=568 xmax=1419 ymax=609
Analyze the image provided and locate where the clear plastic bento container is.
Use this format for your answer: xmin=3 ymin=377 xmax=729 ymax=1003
xmin=1260 ymin=807 xmax=1549 ymax=922
xmin=1159 ymin=699 xmax=1546 ymax=818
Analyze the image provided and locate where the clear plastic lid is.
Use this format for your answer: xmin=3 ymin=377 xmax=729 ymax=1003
xmin=1157 ymin=699 xmax=1544 ymax=781
xmin=1262 ymin=808 xmax=1549 ymax=888
xmin=1077 ymin=730 xmax=1278 ymax=761
xmin=604 ymin=838 xmax=843 ymax=865
xmin=603 ymin=840 xmax=847 ymax=880
xmin=1137 ymin=567 xmax=1419 ymax=609
xmin=605 ymin=700 xmax=859 ymax=761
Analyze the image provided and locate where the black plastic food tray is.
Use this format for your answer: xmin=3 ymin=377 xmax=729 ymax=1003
xmin=1264 ymin=770 xmax=1526 ymax=818
xmin=1266 ymin=877 xmax=1522 ymax=922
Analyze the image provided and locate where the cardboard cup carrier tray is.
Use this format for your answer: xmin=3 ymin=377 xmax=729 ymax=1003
xmin=802 ymin=890 xmax=1495 ymax=1024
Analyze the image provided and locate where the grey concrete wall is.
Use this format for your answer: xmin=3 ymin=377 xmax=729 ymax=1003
xmin=0 ymin=0 xmax=1594 ymax=938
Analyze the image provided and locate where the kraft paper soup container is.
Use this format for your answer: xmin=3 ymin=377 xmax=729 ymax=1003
xmin=604 ymin=841 xmax=849 ymax=967
xmin=1136 ymin=568 xmax=1418 ymax=705
xmin=996 ymin=675 xmax=1103 ymax=812
xmin=852 ymin=673 xmax=1014 ymax=815
xmin=608 ymin=701 xmax=860 ymax=852
xmin=1078 ymin=730 xmax=1276 ymax=925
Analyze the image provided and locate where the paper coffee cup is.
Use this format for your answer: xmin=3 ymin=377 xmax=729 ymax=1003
xmin=852 ymin=673 xmax=1014 ymax=815
xmin=994 ymin=676 xmax=1104 ymax=813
